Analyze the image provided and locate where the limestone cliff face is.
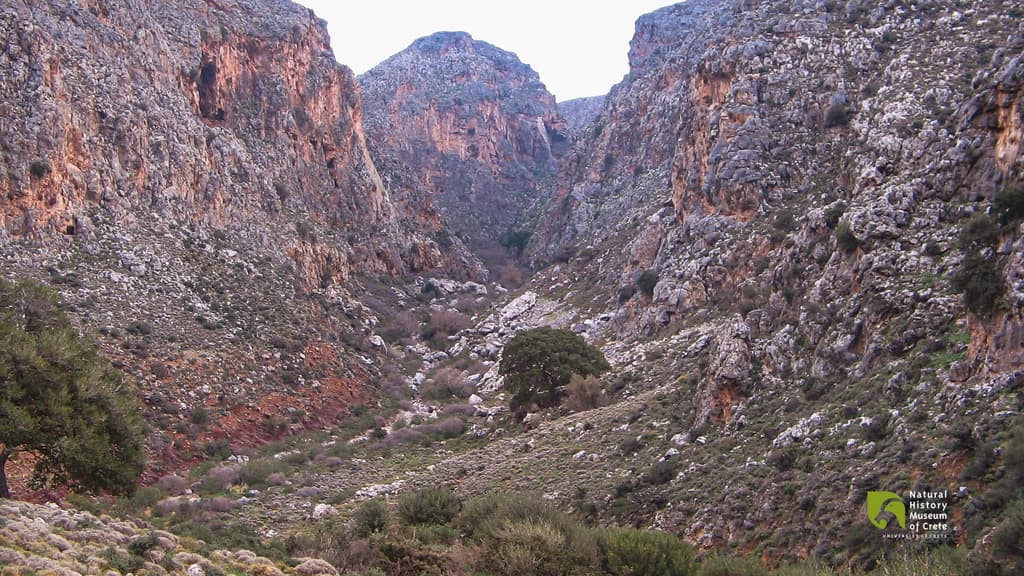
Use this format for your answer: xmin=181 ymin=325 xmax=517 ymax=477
xmin=0 ymin=0 xmax=468 ymax=472
xmin=359 ymin=32 xmax=569 ymax=254
xmin=0 ymin=0 xmax=458 ymax=285
xmin=538 ymin=0 xmax=1023 ymax=353
xmin=523 ymin=0 xmax=1024 ymax=556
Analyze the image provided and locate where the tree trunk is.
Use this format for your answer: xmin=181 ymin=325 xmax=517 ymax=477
xmin=0 ymin=447 xmax=11 ymax=499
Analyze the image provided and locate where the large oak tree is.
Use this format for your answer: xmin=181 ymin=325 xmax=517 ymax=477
xmin=499 ymin=327 xmax=610 ymax=413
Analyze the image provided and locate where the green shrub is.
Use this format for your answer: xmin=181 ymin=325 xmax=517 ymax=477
xmin=957 ymin=214 xmax=1000 ymax=251
xmin=190 ymin=406 xmax=210 ymax=426
xmin=500 ymin=230 xmax=532 ymax=257
xmin=237 ymin=457 xmax=288 ymax=488
xmin=489 ymin=519 xmax=598 ymax=576
xmin=460 ymin=493 xmax=602 ymax=576
xmin=127 ymin=532 xmax=160 ymax=557
xmin=618 ymin=284 xmax=637 ymax=304
xmin=374 ymin=535 xmax=448 ymax=576
xmin=824 ymin=202 xmax=847 ymax=229
xmin=123 ymin=486 xmax=166 ymax=512
xmin=698 ymin=554 xmax=766 ymax=576
xmin=413 ymin=523 xmax=459 ymax=546
xmin=835 ymin=221 xmax=859 ymax=252
xmin=602 ymin=527 xmax=695 ymax=576
xmin=991 ymin=498 xmax=1024 ymax=570
xmin=952 ymin=254 xmax=1003 ymax=317
xmin=637 ymin=269 xmax=660 ymax=297
xmin=102 ymin=546 xmax=146 ymax=574
xmin=859 ymin=411 xmax=891 ymax=442
xmin=995 ymin=183 xmax=1024 ymax=225
xmin=434 ymin=228 xmax=454 ymax=249
xmin=824 ymin=103 xmax=850 ymax=128
xmin=867 ymin=547 xmax=969 ymax=576
xmin=397 ymin=487 xmax=460 ymax=526
xmin=644 ymin=459 xmax=678 ymax=485
xmin=1004 ymin=419 xmax=1024 ymax=484
xmin=29 ymin=160 xmax=51 ymax=178
xmin=354 ymin=498 xmax=389 ymax=536
xmin=457 ymin=492 xmax=582 ymax=543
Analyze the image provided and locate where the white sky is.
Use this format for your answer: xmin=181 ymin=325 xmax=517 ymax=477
xmin=293 ymin=0 xmax=675 ymax=101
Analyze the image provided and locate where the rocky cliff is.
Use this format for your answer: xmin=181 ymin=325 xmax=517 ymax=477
xmin=359 ymin=32 xmax=569 ymax=256
xmin=0 ymin=0 xmax=472 ymax=477
xmin=518 ymin=0 xmax=1024 ymax=563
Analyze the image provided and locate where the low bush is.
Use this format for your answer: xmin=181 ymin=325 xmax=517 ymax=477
xmin=637 ymin=269 xmax=660 ymax=297
xmin=378 ymin=311 xmax=418 ymax=344
xmin=699 ymin=554 xmax=766 ymax=576
xmin=420 ymin=367 xmax=473 ymax=401
xmin=29 ymin=160 xmax=51 ymax=178
xmin=618 ymin=284 xmax=637 ymax=304
xmin=995 ymin=183 xmax=1024 ymax=225
xmin=824 ymin=103 xmax=850 ymax=128
xmin=397 ymin=487 xmax=460 ymax=526
xmin=603 ymin=527 xmax=695 ymax=576
xmin=421 ymin=310 xmax=470 ymax=348
xmin=952 ymin=254 xmax=1003 ymax=317
xmin=197 ymin=464 xmax=241 ymax=494
xmin=238 ymin=457 xmax=288 ymax=488
xmin=566 ymin=374 xmax=607 ymax=412
xmin=991 ymin=498 xmax=1024 ymax=570
xmin=353 ymin=499 xmax=389 ymax=537
xmin=835 ymin=221 xmax=859 ymax=252
xmin=957 ymin=213 xmax=1000 ymax=251
xmin=644 ymin=459 xmax=679 ymax=485
xmin=824 ymin=202 xmax=847 ymax=229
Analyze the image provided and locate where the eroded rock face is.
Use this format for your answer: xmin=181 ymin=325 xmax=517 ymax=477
xmin=536 ymin=0 xmax=1024 ymax=364
xmin=519 ymin=0 xmax=1024 ymax=557
xmin=359 ymin=31 xmax=569 ymax=253
xmin=0 ymin=0 xmax=474 ymax=478
xmin=0 ymin=0 xmax=464 ymax=286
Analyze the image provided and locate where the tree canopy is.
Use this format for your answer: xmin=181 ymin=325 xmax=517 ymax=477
xmin=0 ymin=278 xmax=145 ymax=498
xmin=498 ymin=327 xmax=610 ymax=412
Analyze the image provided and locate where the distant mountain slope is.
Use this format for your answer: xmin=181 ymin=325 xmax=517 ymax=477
xmin=359 ymin=31 xmax=569 ymax=256
xmin=558 ymin=95 xmax=606 ymax=140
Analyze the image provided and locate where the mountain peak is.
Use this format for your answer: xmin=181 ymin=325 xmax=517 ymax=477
xmin=410 ymin=30 xmax=476 ymax=50
xmin=359 ymin=29 xmax=567 ymax=254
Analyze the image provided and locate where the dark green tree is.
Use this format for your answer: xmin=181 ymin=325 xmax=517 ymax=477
xmin=499 ymin=327 xmax=610 ymax=412
xmin=0 ymin=279 xmax=145 ymax=498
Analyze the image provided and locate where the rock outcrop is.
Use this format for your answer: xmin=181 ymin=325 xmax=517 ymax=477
xmin=0 ymin=0 xmax=471 ymax=477
xmin=359 ymin=31 xmax=569 ymax=254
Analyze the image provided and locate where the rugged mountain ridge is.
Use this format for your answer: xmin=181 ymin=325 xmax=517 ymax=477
xmin=0 ymin=0 xmax=474 ymax=477
xmin=510 ymin=0 xmax=1024 ymax=561
xmin=359 ymin=31 xmax=569 ymax=256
